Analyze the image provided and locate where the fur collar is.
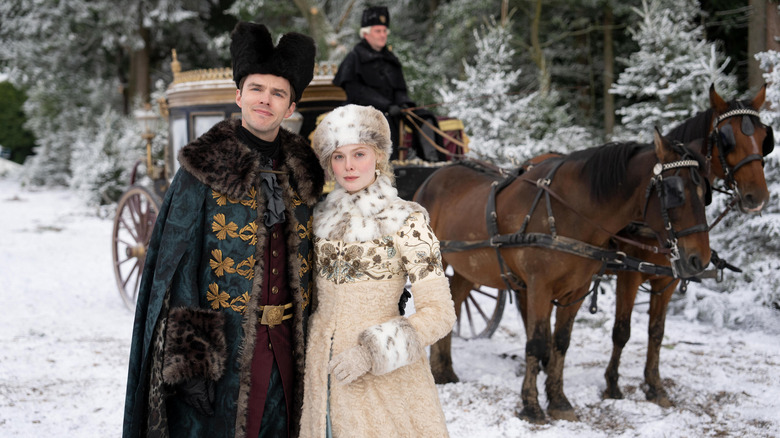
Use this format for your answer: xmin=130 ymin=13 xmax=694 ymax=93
xmin=314 ymin=175 xmax=427 ymax=242
xmin=177 ymin=119 xmax=324 ymax=206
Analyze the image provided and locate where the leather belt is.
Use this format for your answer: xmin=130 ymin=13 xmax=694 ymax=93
xmin=259 ymin=302 xmax=293 ymax=328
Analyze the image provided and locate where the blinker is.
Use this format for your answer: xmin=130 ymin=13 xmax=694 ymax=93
xmin=661 ymin=176 xmax=686 ymax=209
xmin=718 ymin=124 xmax=736 ymax=153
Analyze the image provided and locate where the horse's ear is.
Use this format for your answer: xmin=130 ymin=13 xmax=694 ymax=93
xmin=751 ymin=84 xmax=767 ymax=110
xmin=709 ymin=83 xmax=728 ymax=113
xmin=653 ymin=127 xmax=674 ymax=161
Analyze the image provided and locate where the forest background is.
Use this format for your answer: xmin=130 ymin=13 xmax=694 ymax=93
xmin=1 ymin=0 xmax=780 ymax=322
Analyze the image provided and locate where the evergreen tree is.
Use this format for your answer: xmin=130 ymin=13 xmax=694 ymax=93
xmin=0 ymin=0 xmax=211 ymax=191
xmin=610 ymin=0 xmax=737 ymax=142
xmin=439 ymin=19 xmax=593 ymax=164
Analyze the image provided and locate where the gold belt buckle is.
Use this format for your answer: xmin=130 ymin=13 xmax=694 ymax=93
xmin=261 ymin=305 xmax=285 ymax=327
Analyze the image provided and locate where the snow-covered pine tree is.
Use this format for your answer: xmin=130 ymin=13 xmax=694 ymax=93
xmin=610 ymin=0 xmax=737 ymax=142
xmin=439 ymin=18 xmax=592 ymax=165
xmin=0 ymin=0 xmax=200 ymax=196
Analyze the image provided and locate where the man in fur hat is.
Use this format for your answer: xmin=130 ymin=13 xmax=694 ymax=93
xmin=333 ymin=6 xmax=446 ymax=162
xmin=122 ymin=22 xmax=324 ymax=438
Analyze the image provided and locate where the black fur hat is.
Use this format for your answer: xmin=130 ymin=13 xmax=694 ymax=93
xmin=361 ymin=6 xmax=389 ymax=27
xmin=230 ymin=22 xmax=315 ymax=103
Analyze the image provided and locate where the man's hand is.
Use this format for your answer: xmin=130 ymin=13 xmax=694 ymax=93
xmin=387 ymin=105 xmax=402 ymax=117
xmin=329 ymin=345 xmax=372 ymax=384
xmin=178 ymin=377 xmax=215 ymax=416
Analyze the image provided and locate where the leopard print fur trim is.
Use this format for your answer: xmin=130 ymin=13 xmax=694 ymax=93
xmin=313 ymin=175 xmax=428 ymax=242
xmin=161 ymin=307 xmax=227 ymax=385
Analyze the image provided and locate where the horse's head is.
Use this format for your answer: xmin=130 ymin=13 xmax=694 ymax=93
xmin=642 ymin=129 xmax=712 ymax=278
xmin=708 ymin=84 xmax=772 ymax=213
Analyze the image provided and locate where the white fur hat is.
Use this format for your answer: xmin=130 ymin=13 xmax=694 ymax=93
xmin=311 ymin=104 xmax=392 ymax=170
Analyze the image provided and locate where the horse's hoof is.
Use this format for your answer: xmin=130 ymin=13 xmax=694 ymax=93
xmin=646 ymin=392 xmax=673 ymax=408
xmin=643 ymin=384 xmax=673 ymax=408
xmin=518 ymin=406 xmax=547 ymax=424
xmin=548 ymin=408 xmax=578 ymax=422
xmin=432 ymin=368 xmax=459 ymax=384
xmin=602 ymin=387 xmax=624 ymax=400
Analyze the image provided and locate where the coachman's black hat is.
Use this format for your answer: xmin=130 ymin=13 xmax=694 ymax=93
xmin=230 ymin=22 xmax=316 ymax=103
xmin=361 ymin=6 xmax=389 ymax=27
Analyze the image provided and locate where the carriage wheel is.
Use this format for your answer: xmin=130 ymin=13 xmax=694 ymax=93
xmin=448 ymin=268 xmax=507 ymax=339
xmin=112 ymin=186 xmax=160 ymax=311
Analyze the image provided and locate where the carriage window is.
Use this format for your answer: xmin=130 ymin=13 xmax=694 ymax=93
xmin=192 ymin=113 xmax=224 ymax=139
xmin=170 ymin=115 xmax=188 ymax=174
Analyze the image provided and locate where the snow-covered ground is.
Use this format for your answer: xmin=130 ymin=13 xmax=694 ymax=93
xmin=1 ymin=175 xmax=779 ymax=437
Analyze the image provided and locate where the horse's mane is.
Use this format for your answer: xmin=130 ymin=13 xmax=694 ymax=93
xmin=568 ymin=141 xmax=648 ymax=203
xmin=665 ymin=109 xmax=712 ymax=143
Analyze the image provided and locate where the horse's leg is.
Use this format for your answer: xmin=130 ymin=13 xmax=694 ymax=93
xmin=604 ymin=271 xmax=644 ymax=399
xmin=643 ymin=277 xmax=678 ymax=408
xmin=429 ymin=270 xmax=470 ymax=384
xmin=545 ymin=289 xmax=584 ymax=422
xmin=517 ymin=290 xmax=551 ymax=424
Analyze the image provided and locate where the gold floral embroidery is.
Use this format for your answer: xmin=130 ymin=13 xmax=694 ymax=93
xmin=298 ymin=216 xmax=313 ymax=240
xmin=235 ymin=256 xmax=256 ymax=280
xmin=212 ymin=190 xmax=228 ymax=206
xmin=212 ymin=213 xmax=239 ymax=240
xmin=240 ymin=187 xmax=257 ymax=209
xmin=315 ymin=215 xmax=444 ymax=285
xmin=229 ymin=292 xmax=250 ymax=313
xmin=315 ymin=240 xmax=398 ymax=284
xmin=206 ymin=283 xmax=230 ymax=309
xmin=239 ymin=221 xmax=258 ymax=245
xmin=291 ymin=190 xmax=302 ymax=207
xmin=209 ymin=249 xmax=236 ymax=277
xmin=298 ymin=252 xmax=311 ymax=278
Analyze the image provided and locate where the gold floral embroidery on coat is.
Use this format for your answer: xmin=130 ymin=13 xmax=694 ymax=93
xmin=207 ymin=283 xmax=231 ymax=309
xmin=211 ymin=187 xmax=257 ymax=209
xmin=298 ymin=216 xmax=313 ymax=240
xmin=315 ymin=239 xmax=399 ymax=284
xmin=298 ymin=252 xmax=311 ymax=278
xmin=235 ymin=256 xmax=256 ymax=280
xmin=398 ymin=219 xmax=444 ymax=282
xmin=315 ymin=216 xmax=444 ymax=285
xmin=291 ymin=190 xmax=302 ymax=207
xmin=239 ymin=221 xmax=258 ymax=245
xmin=209 ymin=249 xmax=237 ymax=277
xmin=212 ymin=213 xmax=239 ymax=240
xmin=229 ymin=292 xmax=250 ymax=313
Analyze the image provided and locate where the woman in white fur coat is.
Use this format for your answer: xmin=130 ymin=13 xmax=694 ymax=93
xmin=300 ymin=104 xmax=456 ymax=438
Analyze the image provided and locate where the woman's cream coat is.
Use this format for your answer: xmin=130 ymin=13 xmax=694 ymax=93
xmin=299 ymin=175 xmax=455 ymax=438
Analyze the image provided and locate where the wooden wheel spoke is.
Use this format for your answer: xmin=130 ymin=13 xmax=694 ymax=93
xmin=468 ymin=295 xmax=491 ymax=322
xmin=121 ymin=260 xmax=140 ymax=289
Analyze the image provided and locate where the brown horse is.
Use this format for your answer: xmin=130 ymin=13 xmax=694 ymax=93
xmin=414 ymin=130 xmax=712 ymax=423
xmin=604 ymin=85 xmax=774 ymax=407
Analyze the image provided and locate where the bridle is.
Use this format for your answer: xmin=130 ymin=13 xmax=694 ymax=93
xmin=708 ymin=107 xmax=774 ymax=192
xmin=642 ymin=146 xmax=710 ymax=277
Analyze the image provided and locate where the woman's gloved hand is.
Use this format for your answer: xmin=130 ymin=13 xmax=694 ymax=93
xmin=329 ymin=345 xmax=372 ymax=384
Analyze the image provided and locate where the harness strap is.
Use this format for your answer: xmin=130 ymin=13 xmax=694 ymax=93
xmin=519 ymin=175 xmax=672 ymax=255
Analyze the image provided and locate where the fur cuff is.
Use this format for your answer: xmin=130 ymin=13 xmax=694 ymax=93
xmin=162 ymin=307 xmax=227 ymax=385
xmin=358 ymin=317 xmax=422 ymax=376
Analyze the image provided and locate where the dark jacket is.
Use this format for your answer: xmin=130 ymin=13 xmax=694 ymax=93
xmin=333 ymin=39 xmax=414 ymax=112
xmin=122 ymin=119 xmax=324 ymax=438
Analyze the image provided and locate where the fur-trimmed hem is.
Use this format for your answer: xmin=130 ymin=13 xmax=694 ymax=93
xmin=358 ymin=317 xmax=422 ymax=376
xmin=162 ymin=307 xmax=227 ymax=384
